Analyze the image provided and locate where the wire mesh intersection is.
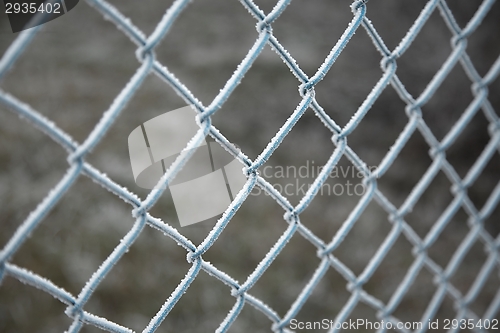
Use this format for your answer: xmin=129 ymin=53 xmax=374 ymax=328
xmin=0 ymin=0 xmax=499 ymax=332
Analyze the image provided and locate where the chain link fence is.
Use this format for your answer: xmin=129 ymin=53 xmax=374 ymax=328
xmin=0 ymin=0 xmax=499 ymax=332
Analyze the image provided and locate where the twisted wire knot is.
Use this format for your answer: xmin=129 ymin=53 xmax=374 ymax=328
xmin=331 ymin=132 xmax=347 ymax=146
xmin=346 ymin=279 xmax=363 ymax=292
xmin=433 ymin=273 xmax=449 ymax=286
xmin=471 ymin=81 xmax=488 ymax=95
xmin=351 ymin=0 xmax=368 ymax=13
xmin=405 ymin=104 xmax=422 ymax=119
xmin=362 ymin=171 xmax=378 ymax=188
xmin=256 ymin=20 xmax=273 ymax=34
xmin=298 ymin=82 xmax=315 ymax=98
xmin=66 ymin=151 xmax=85 ymax=168
xmin=131 ymin=205 xmax=147 ymax=219
xmin=450 ymin=181 xmax=468 ymax=196
xmin=488 ymin=121 xmax=500 ymax=136
xmin=283 ymin=210 xmax=299 ymax=224
xmin=244 ymin=163 xmax=260 ymax=178
xmin=186 ymin=250 xmax=202 ymax=264
xmin=429 ymin=144 xmax=446 ymax=159
xmin=135 ymin=43 xmax=156 ymax=64
xmin=451 ymin=33 xmax=468 ymax=49
xmin=195 ymin=112 xmax=212 ymax=130
xmin=65 ymin=304 xmax=84 ymax=320
xmin=231 ymin=285 xmax=248 ymax=298
xmin=380 ymin=53 xmax=398 ymax=72
xmin=388 ymin=211 xmax=403 ymax=223
xmin=411 ymin=242 xmax=428 ymax=256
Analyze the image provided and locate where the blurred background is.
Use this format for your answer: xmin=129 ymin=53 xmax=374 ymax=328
xmin=0 ymin=0 xmax=499 ymax=332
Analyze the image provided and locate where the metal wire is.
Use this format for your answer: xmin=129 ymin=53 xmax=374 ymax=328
xmin=0 ymin=0 xmax=499 ymax=332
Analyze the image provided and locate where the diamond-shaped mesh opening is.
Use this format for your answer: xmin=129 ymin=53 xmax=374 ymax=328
xmin=484 ymin=193 xmax=500 ymax=238
xmin=0 ymin=278 xmax=71 ymax=332
xmin=265 ymin=108 xmax=334 ymax=166
xmin=345 ymin=301 xmax=380 ymax=332
xmin=465 ymin=143 xmax=500 ymax=209
xmin=314 ymin=30 xmax=382 ymax=128
xmin=461 ymin=0 xmax=500 ymax=76
xmin=85 ymin=74 xmax=188 ymax=186
xmin=292 ymin=266 xmax=352 ymax=328
xmin=248 ymin=229 xmax=320 ymax=316
xmin=426 ymin=207 xmax=470 ymax=269
xmin=377 ymin=129 xmax=433 ymax=208
xmin=255 ymin=112 xmax=335 ymax=206
xmin=0 ymin=0 xmax=499 ymax=332
xmin=404 ymin=170 xmax=455 ymax=238
xmin=445 ymin=108 xmax=492 ymax=180
xmin=158 ymin=270 xmax=236 ymax=333
xmin=154 ymin=0 xmax=257 ymax=105
xmin=391 ymin=268 xmax=436 ymax=325
xmin=229 ymin=304 xmax=278 ymax=333
xmin=421 ymin=65 xmax=476 ymax=142
xmin=362 ymin=234 xmax=414 ymax=304
xmin=270 ymin=0 xmax=353 ymax=75
xmin=489 ymin=75 xmax=500 ymax=117
xmin=202 ymin=193 xmax=289 ymax=282
xmin=84 ymin=226 xmax=192 ymax=332
xmin=365 ymin=0 xmax=427 ymax=51
xmin=432 ymin=294 xmax=463 ymax=326
xmin=12 ymin=175 xmax=136 ymax=294
xmin=445 ymin=0 xmax=484 ymax=29
xmin=0 ymin=5 xmax=139 ymax=143
xmin=467 ymin=265 xmax=500 ymax=317
xmin=106 ymin=0 xmax=176 ymax=36
xmin=448 ymin=240 xmax=490 ymax=296
xmin=294 ymin=157 xmax=367 ymax=239
xmin=210 ymin=43 xmax=303 ymax=159
xmin=0 ymin=109 xmax=67 ymax=243
xmin=332 ymin=199 xmax=392 ymax=276
xmin=395 ymin=9 xmax=453 ymax=98
xmin=347 ymin=87 xmax=411 ymax=168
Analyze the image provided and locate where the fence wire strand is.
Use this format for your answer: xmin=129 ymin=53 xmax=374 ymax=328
xmin=0 ymin=0 xmax=499 ymax=332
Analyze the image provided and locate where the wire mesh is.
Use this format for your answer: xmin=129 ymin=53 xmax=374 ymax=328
xmin=0 ymin=0 xmax=499 ymax=332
